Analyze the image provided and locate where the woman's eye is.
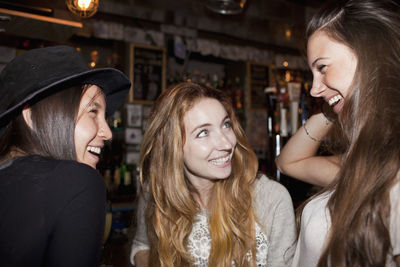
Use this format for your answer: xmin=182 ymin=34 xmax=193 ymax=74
xmin=197 ymin=129 xmax=208 ymax=138
xmin=89 ymin=109 xmax=98 ymax=115
xmin=223 ymin=120 xmax=232 ymax=129
xmin=317 ymin=64 xmax=327 ymax=73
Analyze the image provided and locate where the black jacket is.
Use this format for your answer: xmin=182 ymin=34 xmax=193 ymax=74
xmin=0 ymin=155 xmax=106 ymax=267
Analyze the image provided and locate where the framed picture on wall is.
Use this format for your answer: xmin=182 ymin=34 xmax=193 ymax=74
xmin=126 ymin=151 xmax=140 ymax=165
xmin=247 ymin=62 xmax=273 ymax=110
xmin=129 ymin=43 xmax=166 ymax=104
xmin=126 ymin=104 xmax=142 ymax=127
xmin=125 ymin=128 xmax=143 ymax=145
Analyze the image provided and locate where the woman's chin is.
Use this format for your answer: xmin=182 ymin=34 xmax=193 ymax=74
xmin=332 ymin=99 xmax=344 ymax=114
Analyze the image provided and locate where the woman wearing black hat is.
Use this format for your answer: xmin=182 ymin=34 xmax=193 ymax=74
xmin=0 ymin=46 xmax=131 ymax=266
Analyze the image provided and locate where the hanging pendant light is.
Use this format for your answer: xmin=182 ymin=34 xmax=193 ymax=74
xmin=66 ymin=0 xmax=99 ymax=18
xmin=205 ymin=0 xmax=247 ymax=15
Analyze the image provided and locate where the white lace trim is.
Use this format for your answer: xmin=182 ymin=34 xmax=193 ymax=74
xmin=187 ymin=211 xmax=269 ymax=266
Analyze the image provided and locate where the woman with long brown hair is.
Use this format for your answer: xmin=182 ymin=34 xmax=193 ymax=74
xmin=275 ymin=0 xmax=400 ymax=266
xmin=130 ymin=82 xmax=296 ymax=266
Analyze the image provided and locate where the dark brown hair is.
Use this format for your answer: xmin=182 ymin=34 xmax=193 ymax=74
xmin=304 ymin=0 xmax=400 ymax=266
xmin=0 ymin=85 xmax=85 ymax=161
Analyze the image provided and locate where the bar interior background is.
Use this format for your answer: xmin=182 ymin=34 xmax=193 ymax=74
xmin=0 ymin=0 xmax=330 ymax=266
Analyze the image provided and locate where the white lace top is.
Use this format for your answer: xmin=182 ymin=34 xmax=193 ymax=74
xmin=187 ymin=209 xmax=269 ymax=266
xmin=130 ymin=175 xmax=296 ymax=266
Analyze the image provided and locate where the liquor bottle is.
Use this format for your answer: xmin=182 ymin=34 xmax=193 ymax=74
xmin=119 ymin=163 xmax=127 ymax=189
xmin=264 ymin=86 xmax=278 ymax=179
xmin=112 ymin=110 xmax=122 ymax=129
xmin=277 ymin=87 xmax=289 ymax=139
xmin=234 ymin=77 xmax=243 ymax=112
xmin=112 ymin=166 xmax=121 ymax=197
xmin=211 ymin=74 xmax=219 ymax=89
xmin=299 ymin=82 xmax=310 ymax=126
xmin=104 ymin=169 xmax=112 ymax=192
xmin=287 ymin=82 xmax=302 ymax=135
xmin=123 ymin=165 xmax=135 ymax=198
xmin=275 ymin=86 xmax=290 ymax=182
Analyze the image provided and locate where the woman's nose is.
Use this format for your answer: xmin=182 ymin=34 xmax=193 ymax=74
xmin=99 ymin=119 xmax=113 ymax=141
xmin=310 ymin=76 xmax=325 ymax=97
xmin=215 ymin=132 xmax=233 ymax=150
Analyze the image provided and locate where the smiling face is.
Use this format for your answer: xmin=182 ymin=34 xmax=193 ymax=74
xmin=182 ymin=97 xmax=237 ymax=190
xmin=74 ymin=85 xmax=112 ymax=169
xmin=307 ymin=31 xmax=358 ymax=113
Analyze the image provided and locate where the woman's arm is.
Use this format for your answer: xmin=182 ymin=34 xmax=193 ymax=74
xmin=275 ymin=113 xmax=340 ymax=187
xmin=135 ymin=250 xmax=150 ymax=267
xmin=255 ymin=177 xmax=297 ymax=266
xmin=130 ymin=192 xmax=150 ymax=266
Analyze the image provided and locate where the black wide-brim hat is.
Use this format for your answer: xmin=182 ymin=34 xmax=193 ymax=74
xmin=0 ymin=45 xmax=131 ymax=134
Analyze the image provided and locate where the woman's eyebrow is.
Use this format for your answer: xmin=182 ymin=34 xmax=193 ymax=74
xmin=190 ymin=115 xmax=230 ymax=134
xmin=311 ymin=57 xmax=327 ymax=68
xmin=89 ymin=101 xmax=103 ymax=109
xmin=190 ymin=123 xmax=211 ymax=134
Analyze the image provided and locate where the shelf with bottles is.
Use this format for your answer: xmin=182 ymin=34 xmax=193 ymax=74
xmin=100 ymin=157 xmax=139 ymax=247
xmin=263 ymin=80 xmax=322 ymax=206
xmin=246 ymin=64 xmax=314 ymax=149
xmin=100 ymin=109 xmax=142 ymax=205
xmin=104 ymin=162 xmax=138 ymax=203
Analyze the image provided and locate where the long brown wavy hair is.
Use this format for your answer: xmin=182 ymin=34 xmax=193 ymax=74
xmin=303 ymin=0 xmax=400 ymax=266
xmin=139 ymin=82 xmax=259 ymax=266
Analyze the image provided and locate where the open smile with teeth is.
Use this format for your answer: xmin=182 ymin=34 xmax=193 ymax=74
xmin=87 ymin=146 xmax=101 ymax=155
xmin=328 ymin=95 xmax=343 ymax=106
xmin=209 ymin=154 xmax=232 ymax=166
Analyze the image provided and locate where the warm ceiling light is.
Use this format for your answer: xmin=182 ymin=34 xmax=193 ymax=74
xmin=66 ymin=0 xmax=99 ymax=18
xmin=205 ymin=0 xmax=247 ymax=15
xmin=283 ymin=61 xmax=289 ymax=67
xmin=285 ymin=70 xmax=291 ymax=82
xmin=285 ymin=29 xmax=292 ymax=40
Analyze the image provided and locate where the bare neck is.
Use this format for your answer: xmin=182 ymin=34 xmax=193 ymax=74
xmin=190 ymin=182 xmax=215 ymax=210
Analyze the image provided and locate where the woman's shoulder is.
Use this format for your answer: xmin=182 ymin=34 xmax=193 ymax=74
xmin=254 ymin=174 xmax=292 ymax=202
xmin=51 ymin=158 xmax=104 ymax=189
xmin=390 ymin=171 xmax=400 ymax=208
xmin=252 ymin=174 xmax=296 ymax=251
xmin=0 ymin=156 xmax=105 ymax=218
xmin=9 ymin=155 xmax=103 ymax=187
xmin=253 ymin=174 xmax=294 ymax=217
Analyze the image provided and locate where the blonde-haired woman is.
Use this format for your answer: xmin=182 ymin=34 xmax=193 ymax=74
xmin=130 ymin=82 xmax=296 ymax=266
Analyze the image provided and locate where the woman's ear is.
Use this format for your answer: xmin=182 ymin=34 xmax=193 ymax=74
xmin=22 ymin=107 xmax=33 ymax=129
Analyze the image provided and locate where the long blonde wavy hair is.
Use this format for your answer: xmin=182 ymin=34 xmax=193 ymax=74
xmin=139 ymin=82 xmax=259 ymax=266
xmin=302 ymin=0 xmax=400 ymax=266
